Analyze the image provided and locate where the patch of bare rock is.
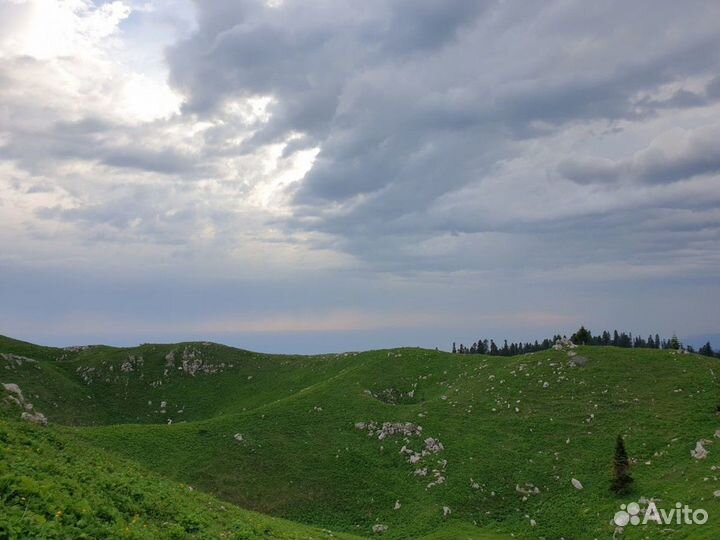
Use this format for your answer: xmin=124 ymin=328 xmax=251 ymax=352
xmin=1 ymin=382 xmax=48 ymax=425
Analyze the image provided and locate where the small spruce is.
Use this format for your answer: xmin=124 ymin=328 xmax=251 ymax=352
xmin=610 ymin=434 xmax=634 ymax=495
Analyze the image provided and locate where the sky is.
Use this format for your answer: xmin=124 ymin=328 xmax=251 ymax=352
xmin=1 ymin=0 xmax=719 ymax=353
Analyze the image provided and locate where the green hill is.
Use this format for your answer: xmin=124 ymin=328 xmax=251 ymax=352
xmin=2 ymin=334 xmax=720 ymax=539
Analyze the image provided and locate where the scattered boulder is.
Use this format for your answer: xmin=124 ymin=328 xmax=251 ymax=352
xmin=516 ymin=483 xmax=541 ymax=496
xmin=357 ymin=420 xmax=446 ymax=488
xmin=691 ymin=440 xmax=710 ymax=460
xmin=568 ymin=356 xmax=589 ymax=367
xmin=372 ymin=524 xmax=387 ymax=534
xmin=424 ymin=437 xmax=444 ymax=454
xmin=571 ymin=478 xmax=583 ymax=490
xmin=443 ymin=506 xmax=451 ymax=517
xmin=21 ymin=411 xmax=48 ymax=426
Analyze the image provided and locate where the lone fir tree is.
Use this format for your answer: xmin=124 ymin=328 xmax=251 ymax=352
xmin=610 ymin=434 xmax=634 ymax=495
xmin=573 ymin=325 xmax=591 ymax=345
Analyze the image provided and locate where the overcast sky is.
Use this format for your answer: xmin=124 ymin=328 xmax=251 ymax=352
xmin=1 ymin=0 xmax=719 ymax=352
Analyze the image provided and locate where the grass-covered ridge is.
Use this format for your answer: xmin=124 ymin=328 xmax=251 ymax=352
xmin=2 ymin=334 xmax=720 ymax=539
xmin=0 ymin=419 xmax=358 ymax=539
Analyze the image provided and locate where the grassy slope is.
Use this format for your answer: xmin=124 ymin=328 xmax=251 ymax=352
xmin=2 ymin=335 xmax=720 ymax=539
xmin=0 ymin=419 xmax=359 ymax=540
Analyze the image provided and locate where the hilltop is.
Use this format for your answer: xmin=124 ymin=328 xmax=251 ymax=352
xmin=1 ymin=334 xmax=720 ymax=539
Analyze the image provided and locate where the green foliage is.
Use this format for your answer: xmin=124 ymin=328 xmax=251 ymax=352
xmin=2 ymin=334 xmax=720 ymax=539
xmin=0 ymin=420 xmax=357 ymax=540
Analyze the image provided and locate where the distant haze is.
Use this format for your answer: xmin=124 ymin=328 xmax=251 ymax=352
xmin=1 ymin=1 xmax=719 ymax=353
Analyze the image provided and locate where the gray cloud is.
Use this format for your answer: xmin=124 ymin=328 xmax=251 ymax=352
xmin=559 ymin=124 xmax=720 ymax=185
xmin=166 ymin=0 xmax=720 ymax=265
xmin=1 ymin=0 xmax=720 ymax=351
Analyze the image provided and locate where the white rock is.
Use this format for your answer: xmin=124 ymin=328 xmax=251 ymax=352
xmin=691 ymin=440 xmax=709 ymax=460
xmin=21 ymin=411 xmax=48 ymax=426
xmin=394 ymin=500 xmax=401 ymax=510
xmin=443 ymin=506 xmax=451 ymax=517
xmin=2 ymin=383 xmax=23 ymax=400
xmin=372 ymin=524 xmax=387 ymax=534
xmin=571 ymin=478 xmax=583 ymax=490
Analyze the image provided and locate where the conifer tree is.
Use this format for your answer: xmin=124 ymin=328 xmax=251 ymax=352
xmin=573 ymin=325 xmax=591 ymax=344
xmin=610 ymin=435 xmax=634 ymax=495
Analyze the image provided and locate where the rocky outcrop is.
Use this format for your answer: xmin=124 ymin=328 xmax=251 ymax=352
xmin=21 ymin=411 xmax=48 ymax=426
xmin=2 ymin=383 xmax=23 ymax=399
xmin=356 ymin=420 xmax=447 ymax=490
xmin=120 ymin=355 xmax=144 ymax=373
xmin=2 ymin=382 xmax=48 ymax=426
xmin=0 ymin=353 xmax=37 ymax=367
xmin=553 ymin=338 xmax=577 ymax=351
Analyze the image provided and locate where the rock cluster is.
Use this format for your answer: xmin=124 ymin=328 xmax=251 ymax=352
xmin=1 ymin=353 xmax=37 ymax=367
xmin=179 ymin=347 xmax=226 ymax=376
xmin=355 ymin=421 xmax=423 ymax=440
xmin=2 ymin=382 xmax=47 ymax=426
xmin=356 ymin=421 xmax=447 ymax=489
xmin=516 ymin=483 xmax=541 ymax=497
xmin=553 ymin=338 xmax=577 ymax=351
xmin=120 ymin=355 xmax=144 ymax=373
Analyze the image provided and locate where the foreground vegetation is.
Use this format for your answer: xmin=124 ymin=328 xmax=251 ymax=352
xmin=0 ymin=419 xmax=357 ymax=539
xmin=2 ymin=334 xmax=720 ymax=539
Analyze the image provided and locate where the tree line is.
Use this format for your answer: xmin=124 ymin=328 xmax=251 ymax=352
xmin=452 ymin=326 xmax=719 ymax=358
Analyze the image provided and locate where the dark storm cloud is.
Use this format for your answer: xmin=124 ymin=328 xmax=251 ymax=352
xmin=167 ymin=1 xmax=720 ymax=259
